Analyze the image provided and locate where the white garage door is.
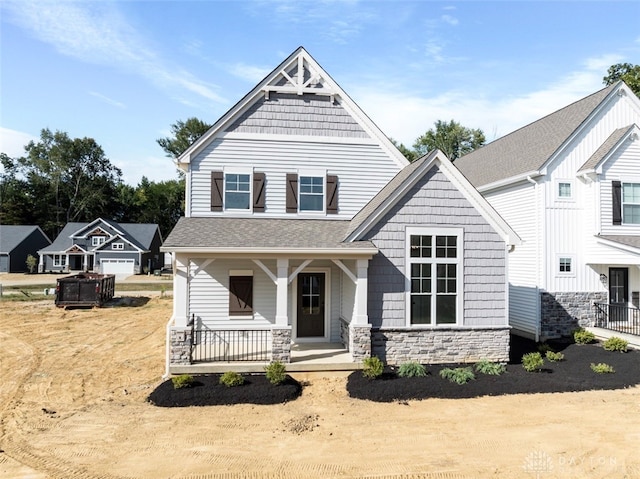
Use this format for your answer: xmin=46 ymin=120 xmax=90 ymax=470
xmin=101 ymin=259 xmax=135 ymax=276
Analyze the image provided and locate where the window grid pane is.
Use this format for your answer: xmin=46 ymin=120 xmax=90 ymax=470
xmin=299 ymin=176 xmax=324 ymax=211
xmin=558 ymin=182 xmax=572 ymax=198
xmin=559 ymin=257 xmax=572 ymax=273
xmin=225 ymin=173 xmax=251 ymax=210
xmin=435 ymin=236 xmax=457 ymax=258
xmin=410 ymin=235 xmax=432 ymax=258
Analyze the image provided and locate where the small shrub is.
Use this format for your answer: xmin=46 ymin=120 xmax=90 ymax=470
xmin=545 ymin=351 xmax=565 ymax=362
xmin=537 ymin=342 xmax=553 ymax=353
xmin=590 ymin=362 xmax=615 ymax=374
xmin=474 ymin=360 xmax=506 ymax=376
xmin=171 ymin=374 xmax=194 ymax=389
xmin=603 ymin=336 xmax=628 ymax=353
xmin=574 ymin=328 xmax=596 ymax=345
xmin=522 ymin=352 xmax=544 ymax=372
xmin=219 ymin=371 xmax=245 ymax=387
xmin=265 ymin=361 xmax=287 ymax=385
xmin=439 ymin=367 xmax=475 ymax=384
xmin=362 ymin=356 xmax=384 ymax=379
xmin=397 ymin=361 xmax=427 ymax=378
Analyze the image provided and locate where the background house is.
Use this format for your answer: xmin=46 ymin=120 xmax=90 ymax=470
xmin=456 ymin=81 xmax=640 ymax=341
xmin=39 ymin=218 xmax=163 ymax=277
xmin=162 ymin=47 xmax=519 ymax=372
xmin=0 ymin=225 xmax=51 ymax=273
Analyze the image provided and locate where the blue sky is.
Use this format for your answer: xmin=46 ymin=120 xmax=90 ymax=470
xmin=1 ymin=0 xmax=639 ymax=185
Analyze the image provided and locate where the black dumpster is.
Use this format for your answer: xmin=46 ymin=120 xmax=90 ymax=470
xmin=55 ymin=273 xmax=116 ymax=308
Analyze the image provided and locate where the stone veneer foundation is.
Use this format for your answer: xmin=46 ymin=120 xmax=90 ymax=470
xmin=372 ymin=327 xmax=510 ymax=365
xmin=170 ymin=326 xmax=193 ymax=365
xmin=270 ymin=326 xmax=292 ymax=363
xmin=540 ymin=291 xmax=608 ymax=340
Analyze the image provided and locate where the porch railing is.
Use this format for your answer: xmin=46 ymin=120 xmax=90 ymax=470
xmin=191 ymin=328 xmax=272 ymax=362
xmin=593 ymin=302 xmax=640 ymax=337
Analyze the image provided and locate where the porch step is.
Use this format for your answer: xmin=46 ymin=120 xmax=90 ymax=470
xmin=170 ymin=361 xmax=362 ymax=375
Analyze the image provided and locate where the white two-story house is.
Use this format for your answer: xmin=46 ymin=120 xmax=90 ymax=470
xmin=456 ymin=81 xmax=640 ymax=341
xmin=162 ymin=47 xmax=520 ymax=373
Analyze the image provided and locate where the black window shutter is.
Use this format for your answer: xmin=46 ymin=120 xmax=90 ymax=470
xmin=326 ymin=175 xmax=338 ymax=214
xmin=286 ymin=173 xmax=298 ymax=213
xmin=229 ymin=276 xmax=253 ymax=315
xmin=211 ymin=171 xmax=224 ymax=211
xmin=612 ymin=180 xmax=622 ymax=225
xmin=253 ymin=172 xmax=266 ymax=212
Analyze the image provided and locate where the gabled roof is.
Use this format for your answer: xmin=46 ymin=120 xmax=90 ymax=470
xmin=162 ymin=217 xmax=376 ymax=255
xmin=578 ymin=124 xmax=639 ymax=174
xmin=71 ymin=218 xmax=125 ymax=239
xmin=0 ymin=225 xmax=50 ymax=254
xmin=177 ymin=46 xmax=408 ymax=169
xmin=345 ymin=150 xmax=521 ymax=246
xmin=455 ymin=82 xmax=624 ymax=189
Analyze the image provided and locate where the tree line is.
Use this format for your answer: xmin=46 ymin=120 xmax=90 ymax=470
xmin=1 ymin=64 xmax=637 ymax=241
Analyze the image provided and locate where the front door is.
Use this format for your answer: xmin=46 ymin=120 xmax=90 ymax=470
xmin=297 ymin=272 xmax=325 ymax=338
xmin=609 ymin=267 xmax=628 ymax=321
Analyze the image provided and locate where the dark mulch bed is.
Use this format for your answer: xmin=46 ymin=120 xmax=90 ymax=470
xmin=347 ymin=336 xmax=640 ymax=402
xmin=147 ymin=374 xmax=302 ymax=407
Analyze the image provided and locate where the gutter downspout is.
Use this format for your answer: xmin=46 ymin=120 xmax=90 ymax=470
xmin=527 ymin=175 xmax=541 ymax=343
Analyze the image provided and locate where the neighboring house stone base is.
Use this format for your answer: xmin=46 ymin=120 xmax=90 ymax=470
xmin=371 ymin=326 xmax=511 ymax=365
xmin=271 ymin=326 xmax=292 ymax=363
xmin=540 ymin=291 xmax=608 ymax=340
xmin=170 ymin=326 xmax=193 ymax=365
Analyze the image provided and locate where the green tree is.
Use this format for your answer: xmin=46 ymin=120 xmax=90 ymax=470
xmin=389 ymin=138 xmax=418 ymax=162
xmin=603 ymin=63 xmax=640 ymax=97
xmin=132 ymin=177 xmax=185 ymax=238
xmin=14 ymin=129 xmax=122 ymax=238
xmin=157 ymin=117 xmax=212 ymax=159
xmin=0 ymin=153 xmax=33 ymax=225
xmin=412 ymin=120 xmax=485 ymax=161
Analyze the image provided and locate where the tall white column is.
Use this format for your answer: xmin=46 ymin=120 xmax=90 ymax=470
xmin=275 ymin=258 xmax=289 ymax=326
xmin=353 ymin=258 xmax=369 ymax=325
xmin=173 ymin=253 xmax=189 ymax=327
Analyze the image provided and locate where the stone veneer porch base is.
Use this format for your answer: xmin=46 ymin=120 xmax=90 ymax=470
xmin=540 ymin=291 xmax=608 ymax=341
xmin=372 ymin=326 xmax=511 ymax=365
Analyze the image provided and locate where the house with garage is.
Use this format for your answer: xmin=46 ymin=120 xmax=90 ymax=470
xmin=162 ymin=47 xmax=520 ymax=372
xmin=0 ymin=225 xmax=51 ymax=273
xmin=39 ymin=218 xmax=163 ymax=277
xmin=455 ymin=81 xmax=640 ymax=341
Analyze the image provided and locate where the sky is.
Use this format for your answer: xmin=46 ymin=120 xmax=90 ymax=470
xmin=1 ymin=0 xmax=639 ymax=186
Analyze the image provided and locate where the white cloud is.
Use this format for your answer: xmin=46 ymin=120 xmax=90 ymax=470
xmin=3 ymin=0 xmax=226 ymax=105
xmin=441 ymin=14 xmax=458 ymax=26
xmin=0 ymin=127 xmax=37 ymax=157
xmin=228 ymin=63 xmax=273 ymax=83
xmin=89 ymin=92 xmax=126 ymax=109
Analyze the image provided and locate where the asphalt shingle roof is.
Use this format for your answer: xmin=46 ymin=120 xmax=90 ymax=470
xmin=455 ymin=83 xmax=617 ymax=188
xmin=577 ymin=125 xmax=635 ymax=173
xmin=0 ymin=225 xmax=49 ymax=253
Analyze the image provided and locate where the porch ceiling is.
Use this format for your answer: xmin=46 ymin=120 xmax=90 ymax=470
xmin=162 ymin=217 xmax=377 ymax=257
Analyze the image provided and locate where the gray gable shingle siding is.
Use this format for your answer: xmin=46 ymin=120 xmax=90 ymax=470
xmin=456 ymin=83 xmax=617 ymax=188
xmin=224 ymin=93 xmax=368 ymax=138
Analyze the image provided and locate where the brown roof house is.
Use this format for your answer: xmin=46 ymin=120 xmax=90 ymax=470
xmin=162 ymin=47 xmax=520 ymax=373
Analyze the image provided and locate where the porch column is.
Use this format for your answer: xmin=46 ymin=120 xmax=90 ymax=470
xmin=173 ymin=253 xmax=189 ymax=327
xmin=353 ymin=258 xmax=369 ymax=325
xmin=275 ymin=258 xmax=289 ymax=326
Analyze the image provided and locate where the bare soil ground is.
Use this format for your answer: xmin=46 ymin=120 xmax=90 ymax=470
xmin=1 ymin=298 xmax=639 ymax=479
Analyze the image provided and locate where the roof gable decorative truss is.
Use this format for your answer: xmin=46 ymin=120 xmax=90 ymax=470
xmin=263 ymin=51 xmax=339 ymax=102
xmin=66 ymin=244 xmax=87 ymax=254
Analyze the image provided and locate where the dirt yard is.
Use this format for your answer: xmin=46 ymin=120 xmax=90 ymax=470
xmin=1 ymin=298 xmax=639 ymax=479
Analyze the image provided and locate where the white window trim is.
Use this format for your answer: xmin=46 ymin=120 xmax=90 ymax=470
xmin=228 ymin=270 xmax=254 ymax=319
xmin=223 ymin=168 xmax=253 ymax=212
xmin=291 ymin=266 xmax=331 ymax=342
xmin=92 ymin=236 xmax=106 ymax=246
xmin=298 ymin=169 xmax=326 ymax=214
xmin=556 ymin=254 xmax=575 ymax=277
xmin=621 ymin=181 xmax=640 ymax=225
xmin=112 ymin=242 xmax=124 ymax=250
xmin=405 ymin=227 xmax=463 ymax=327
xmin=53 ymin=254 xmax=67 ymax=267
xmin=556 ymin=179 xmax=574 ymax=201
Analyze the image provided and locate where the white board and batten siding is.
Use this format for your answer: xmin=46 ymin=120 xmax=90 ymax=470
xmin=486 ymin=182 xmax=540 ymax=337
xmin=188 ymin=138 xmax=400 ymax=218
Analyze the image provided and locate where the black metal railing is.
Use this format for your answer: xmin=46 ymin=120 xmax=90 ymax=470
xmin=593 ymin=303 xmax=640 ymax=337
xmin=191 ymin=328 xmax=271 ymax=362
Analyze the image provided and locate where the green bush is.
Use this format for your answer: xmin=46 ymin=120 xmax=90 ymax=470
xmin=171 ymin=374 xmax=194 ymax=389
xmin=537 ymin=342 xmax=553 ymax=353
xmin=603 ymin=336 xmax=628 ymax=352
xmin=574 ymin=328 xmax=596 ymax=345
xmin=439 ymin=367 xmax=475 ymax=384
xmin=219 ymin=371 xmax=245 ymax=387
xmin=474 ymin=360 xmax=506 ymax=376
xmin=362 ymin=356 xmax=384 ymax=379
xmin=264 ymin=361 xmax=287 ymax=385
xmin=522 ymin=352 xmax=544 ymax=372
xmin=397 ymin=361 xmax=427 ymax=378
xmin=590 ymin=362 xmax=615 ymax=374
xmin=545 ymin=351 xmax=565 ymax=362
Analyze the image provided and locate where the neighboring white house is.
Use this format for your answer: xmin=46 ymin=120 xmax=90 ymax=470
xmin=456 ymin=81 xmax=640 ymax=341
xmin=162 ymin=47 xmax=520 ymax=372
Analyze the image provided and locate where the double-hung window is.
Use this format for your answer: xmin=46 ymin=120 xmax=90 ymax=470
xmin=53 ymin=254 xmax=67 ymax=267
xmin=92 ymin=236 xmax=106 ymax=247
xmin=622 ymin=183 xmax=640 ymax=224
xmin=299 ymin=176 xmax=324 ymax=212
xmin=407 ymin=228 xmax=462 ymax=325
xmin=225 ymin=173 xmax=251 ymax=210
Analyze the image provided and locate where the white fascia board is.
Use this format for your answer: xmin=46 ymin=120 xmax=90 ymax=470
xmin=159 ymin=246 xmax=378 ymax=258
xmin=594 ymin=237 xmax=640 ymax=256
xmin=591 ymin=125 xmax=640 ymax=175
xmin=477 ymin=170 xmax=543 ymax=193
